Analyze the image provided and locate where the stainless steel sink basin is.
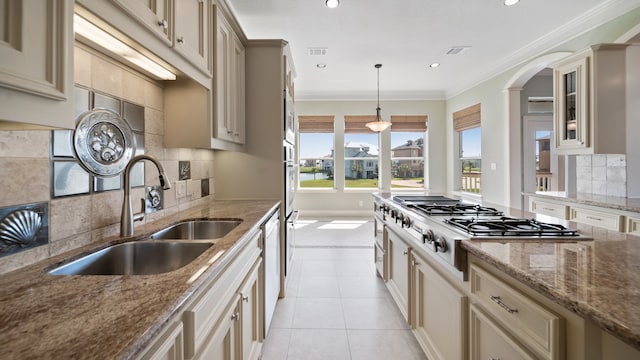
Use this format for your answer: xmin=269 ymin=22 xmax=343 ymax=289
xmin=151 ymin=220 xmax=242 ymax=240
xmin=48 ymin=241 xmax=214 ymax=275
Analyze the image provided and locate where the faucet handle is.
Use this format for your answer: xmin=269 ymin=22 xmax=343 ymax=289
xmin=133 ymin=198 xmax=145 ymax=222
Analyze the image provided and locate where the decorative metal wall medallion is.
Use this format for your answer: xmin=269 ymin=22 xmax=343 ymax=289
xmin=73 ymin=109 xmax=135 ymax=177
xmin=0 ymin=203 xmax=49 ymax=257
xmin=146 ymin=186 xmax=164 ymax=213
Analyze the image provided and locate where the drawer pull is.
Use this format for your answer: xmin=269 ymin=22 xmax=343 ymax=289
xmin=586 ymin=216 xmax=603 ymax=221
xmin=490 ymin=295 xmax=518 ymax=314
xmin=231 ymin=312 xmax=240 ymax=321
xmin=542 ymin=207 xmax=555 ymax=212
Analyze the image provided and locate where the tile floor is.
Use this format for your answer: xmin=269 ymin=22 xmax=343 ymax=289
xmin=261 ymin=219 xmax=427 ymax=360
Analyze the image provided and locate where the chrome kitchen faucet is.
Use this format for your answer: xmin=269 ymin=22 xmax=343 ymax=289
xmin=121 ymin=155 xmax=171 ymax=237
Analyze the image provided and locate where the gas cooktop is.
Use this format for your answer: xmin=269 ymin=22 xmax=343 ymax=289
xmin=444 ymin=217 xmax=579 ymax=237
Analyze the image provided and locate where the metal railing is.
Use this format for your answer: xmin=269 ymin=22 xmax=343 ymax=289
xmin=536 ymin=172 xmax=552 ymax=191
xmin=461 ymin=172 xmax=481 ymax=193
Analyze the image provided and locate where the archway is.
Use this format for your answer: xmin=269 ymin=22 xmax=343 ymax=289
xmin=503 ymin=52 xmax=571 ymax=209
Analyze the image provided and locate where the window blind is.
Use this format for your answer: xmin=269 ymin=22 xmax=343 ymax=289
xmin=298 ymin=115 xmax=334 ymax=133
xmin=453 ymin=103 xmax=481 ymax=132
xmin=390 ymin=115 xmax=427 ymax=132
xmin=344 ymin=115 xmax=375 ymax=133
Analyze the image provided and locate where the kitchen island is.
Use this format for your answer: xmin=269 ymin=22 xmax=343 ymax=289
xmin=0 ymin=199 xmax=279 ymax=360
xmin=374 ymin=192 xmax=640 ymax=359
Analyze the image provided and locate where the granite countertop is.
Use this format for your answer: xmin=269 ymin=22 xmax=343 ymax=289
xmin=525 ymin=191 xmax=640 ymax=213
xmin=461 ymin=227 xmax=640 ymax=351
xmin=0 ymin=199 xmax=280 ymax=360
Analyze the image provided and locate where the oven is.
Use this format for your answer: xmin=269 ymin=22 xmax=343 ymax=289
xmin=284 ymin=142 xmax=295 ymax=217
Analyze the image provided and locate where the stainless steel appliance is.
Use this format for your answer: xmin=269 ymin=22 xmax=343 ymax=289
xmin=378 ymin=195 xmax=585 ymax=278
xmin=263 ymin=210 xmax=280 ymax=335
xmin=283 ymin=139 xmax=296 ymax=278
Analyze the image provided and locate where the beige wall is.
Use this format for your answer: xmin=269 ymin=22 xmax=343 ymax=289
xmin=0 ymin=45 xmax=216 ymax=274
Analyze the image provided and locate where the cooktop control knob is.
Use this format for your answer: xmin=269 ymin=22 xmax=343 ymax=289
xmin=423 ymin=230 xmax=434 ymax=244
xmin=401 ymin=215 xmax=411 ymax=228
xmin=432 ymin=236 xmax=448 ymax=253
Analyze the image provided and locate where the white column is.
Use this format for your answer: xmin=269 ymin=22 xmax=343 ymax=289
xmin=505 ymin=87 xmax=523 ymax=209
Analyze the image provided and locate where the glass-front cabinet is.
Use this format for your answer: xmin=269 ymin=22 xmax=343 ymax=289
xmin=552 ymin=44 xmax=635 ymax=155
xmin=553 ymin=52 xmax=589 ymax=153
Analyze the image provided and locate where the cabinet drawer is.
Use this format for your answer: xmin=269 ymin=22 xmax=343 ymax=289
xmin=529 ymin=198 xmax=569 ymax=220
xmin=626 ymin=216 xmax=640 ymax=235
xmin=470 ymin=304 xmax=536 ymax=360
xmin=469 ymin=264 xmax=563 ymax=360
xmin=569 ymin=206 xmax=624 ymax=232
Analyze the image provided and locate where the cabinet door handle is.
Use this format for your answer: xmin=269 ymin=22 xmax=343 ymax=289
xmin=411 ymin=259 xmax=420 ymax=266
xmin=177 ymin=36 xmax=185 ymax=44
xmin=242 ymin=294 xmax=249 ymax=302
xmin=403 ymin=250 xmax=408 ymax=255
xmin=231 ymin=312 xmax=240 ymax=320
xmin=158 ymin=19 xmax=168 ymax=29
xmin=490 ymin=296 xmax=518 ymax=314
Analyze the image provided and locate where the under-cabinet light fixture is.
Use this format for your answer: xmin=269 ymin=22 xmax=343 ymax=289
xmin=504 ymin=0 xmax=520 ymax=5
xmin=366 ymin=64 xmax=392 ymax=132
xmin=325 ymin=0 xmax=340 ymax=9
xmin=73 ymin=14 xmax=176 ymax=80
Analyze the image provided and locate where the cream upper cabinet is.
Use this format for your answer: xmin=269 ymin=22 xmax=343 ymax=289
xmin=112 ymin=0 xmax=173 ymax=45
xmin=0 ymin=0 xmax=75 ymax=129
xmin=553 ymin=44 xmax=635 ymax=155
xmin=231 ymin=33 xmax=246 ymax=144
xmin=214 ymin=10 xmax=245 ymax=144
xmin=174 ymin=0 xmax=209 ymax=73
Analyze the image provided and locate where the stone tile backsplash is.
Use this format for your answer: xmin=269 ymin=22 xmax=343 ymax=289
xmin=0 ymin=45 xmax=216 ymax=274
xmin=576 ymin=154 xmax=627 ymax=197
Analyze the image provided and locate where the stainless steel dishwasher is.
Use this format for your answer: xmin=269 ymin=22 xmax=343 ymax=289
xmin=263 ymin=210 xmax=280 ymax=335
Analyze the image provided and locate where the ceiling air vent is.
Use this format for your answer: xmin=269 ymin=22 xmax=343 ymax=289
xmin=446 ymin=46 xmax=471 ymax=55
xmin=308 ymin=47 xmax=328 ymax=56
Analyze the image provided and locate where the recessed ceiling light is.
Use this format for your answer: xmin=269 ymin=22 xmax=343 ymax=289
xmin=325 ymin=0 xmax=340 ymax=9
xmin=316 ymin=63 xmax=327 ymax=69
xmin=429 ymin=63 xmax=440 ymax=68
xmin=504 ymin=0 xmax=520 ymax=5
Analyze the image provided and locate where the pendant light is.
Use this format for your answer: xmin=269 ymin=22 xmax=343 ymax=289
xmin=366 ymin=64 xmax=392 ymax=132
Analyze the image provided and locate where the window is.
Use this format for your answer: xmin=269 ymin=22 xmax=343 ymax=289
xmin=298 ymin=116 xmax=334 ymax=188
xmin=344 ymin=115 xmax=378 ymax=189
xmin=459 ymin=127 xmax=481 ymax=192
xmin=390 ymin=115 xmax=427 ymax=189
xmin=454 ymin=104 xmax=481 ymax=193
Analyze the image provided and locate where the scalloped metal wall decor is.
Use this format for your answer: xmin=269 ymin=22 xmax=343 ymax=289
xmin=0 ymin=203 xmax=48 ymax=257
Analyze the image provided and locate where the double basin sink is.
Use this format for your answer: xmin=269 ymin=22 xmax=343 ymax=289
xmin=49 ymin=220 xmax=241 ymax=276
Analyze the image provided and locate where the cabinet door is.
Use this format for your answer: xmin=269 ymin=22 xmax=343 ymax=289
xmin=240 ymin=260 xmax=262 ymax=360
xmin=0 ymin=0 xmax=74 ymax=128
xmin=197 ymin=297 xmax=241 ymax=360
xmin=386 ymin=228 xmax=410 ymax=320
xmin=215 ymin=13 xmax=233 ymax=142
xmin=553 ymin=54 xmax=589 ymax=153
xmin=112 ymin=0 xmax=173 ymax=44
xmin=413 ymin=254 xmax=467 ymax=360
xmin=140 ymin=322 xmax=184 ymax=360
xmin=230 ymin=33 xmax=246 ymax=144
xmin=470 ymin=304 xmax=536 ymax=360
xmin=174 ymin=0 xmax=209 ymax=73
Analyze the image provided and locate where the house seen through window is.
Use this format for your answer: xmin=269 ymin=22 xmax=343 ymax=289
xmin=298 ymin=116 xmax=334 ymax=188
